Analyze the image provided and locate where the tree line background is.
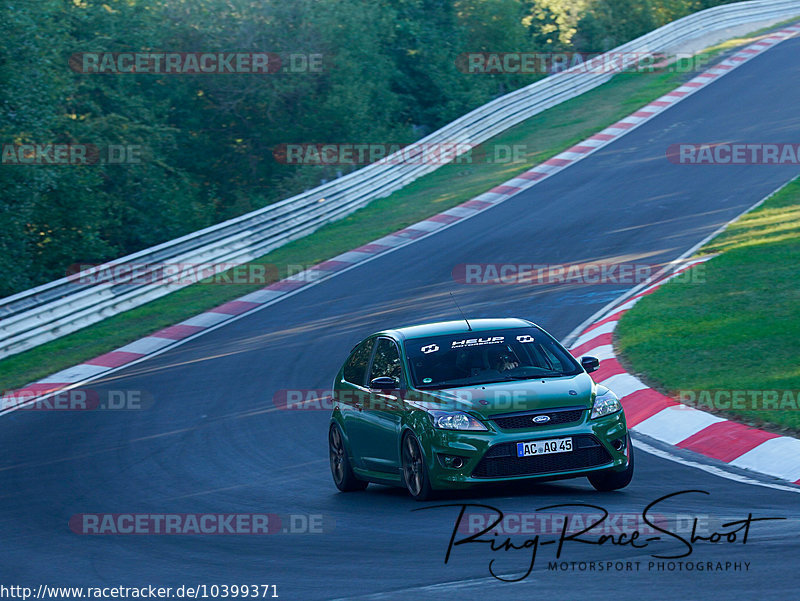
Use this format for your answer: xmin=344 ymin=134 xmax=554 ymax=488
xmin=0 ymin=0 xmax=738 ymax=297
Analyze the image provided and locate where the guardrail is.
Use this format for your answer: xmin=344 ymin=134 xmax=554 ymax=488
xmin=2 ymin=0 xmax=799 ymax=360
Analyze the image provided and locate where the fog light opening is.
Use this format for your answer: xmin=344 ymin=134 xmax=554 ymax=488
xmin=611 ymin=437 xmax=627 ymax=452
xmin=438 ymin=454 xmax=467 ymax=469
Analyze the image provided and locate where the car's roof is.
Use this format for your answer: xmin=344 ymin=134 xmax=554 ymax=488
xmin=383 ymin=318 xmax=535 ymax=340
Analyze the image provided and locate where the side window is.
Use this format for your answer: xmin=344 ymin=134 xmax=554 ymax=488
xmin=343 ymin=339 xmax=374 ymax=386
xmin=369 ymin=338 xmax=403 ymax=385
xmin=538 ymin=342 xmax=569 ymax=372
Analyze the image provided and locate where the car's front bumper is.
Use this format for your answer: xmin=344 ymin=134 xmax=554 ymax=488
xmin=421 ymin=409 xmax=629 ymax=489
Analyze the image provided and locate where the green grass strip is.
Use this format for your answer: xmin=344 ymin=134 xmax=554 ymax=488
xmin=616 ymin=177 xmax=800 ymax=434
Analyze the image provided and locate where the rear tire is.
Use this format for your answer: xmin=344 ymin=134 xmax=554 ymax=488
xmin=329 ymin=424 xmax=368 ymax=492
xmin=401 ymin=433 xmax=435 ymax=501
xmin=588 ymin=435 xmax=634 ymax=492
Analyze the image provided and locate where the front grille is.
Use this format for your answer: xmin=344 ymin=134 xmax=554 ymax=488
xmin=490 ymin=407 xmax=585 ymax=430
xmin=472 ymin=434 xmax=612 ymax=478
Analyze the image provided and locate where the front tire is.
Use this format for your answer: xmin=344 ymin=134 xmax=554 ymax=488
xmin=401 ymin=433 xmax=434 ymax=501
xmin=588 ymin=435 xmax=634 ymax=492
xmin=329 ymin=424 xmax=368 ymax=492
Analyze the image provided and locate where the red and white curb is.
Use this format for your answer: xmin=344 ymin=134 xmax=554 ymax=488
xmin=4 ymin=24 xmax=800 ymax=417
xmin=568 ymin=259 xmax=800 ymax=487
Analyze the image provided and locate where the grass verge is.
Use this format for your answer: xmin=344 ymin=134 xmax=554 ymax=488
xmin=615 ymin=177 xmax=800 ymax=434
xmin=0 ymin=29 xmax=781 ymax=391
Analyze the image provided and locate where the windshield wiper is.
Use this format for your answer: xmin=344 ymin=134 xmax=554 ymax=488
xmin=505 ymin=372 xmax=565 ymax=380
xmin=416 ymin=377 xmax=518 ymax=389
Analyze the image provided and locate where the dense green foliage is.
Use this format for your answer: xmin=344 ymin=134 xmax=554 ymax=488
xmin=1 ymin=0 xmax=738 ymax=297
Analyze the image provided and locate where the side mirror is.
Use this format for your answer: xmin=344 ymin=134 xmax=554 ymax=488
xmin=370 ymin=376 xmax=398 ymax=390
xmin=581 ymin=356 xmax=599 ymax=373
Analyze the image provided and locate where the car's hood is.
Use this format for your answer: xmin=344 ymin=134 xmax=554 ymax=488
xmin=409 ymin=373 xmax=596 ymax=417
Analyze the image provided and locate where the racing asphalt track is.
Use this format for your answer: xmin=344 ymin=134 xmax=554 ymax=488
xmin=2 ymin=34 xmax=800 ymax=601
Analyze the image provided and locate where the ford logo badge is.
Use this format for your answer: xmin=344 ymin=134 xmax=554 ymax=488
xmin=532 ymin=415 xmax=550 ymax=424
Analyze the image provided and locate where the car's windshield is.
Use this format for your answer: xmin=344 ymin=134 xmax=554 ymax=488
xmin=404 ymin=327 xmax=582 ymax=388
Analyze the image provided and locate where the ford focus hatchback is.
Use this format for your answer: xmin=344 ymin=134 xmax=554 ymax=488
xmin=328 ymin=318 xmax=633 ymax=500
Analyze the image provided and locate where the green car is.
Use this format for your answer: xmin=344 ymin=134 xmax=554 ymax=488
xmin=328 ymin=318 xmax=633 ymax=500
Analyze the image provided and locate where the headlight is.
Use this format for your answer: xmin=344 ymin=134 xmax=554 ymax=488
xmin=591 ymin=389 xmax=622 ymax=419
xmin=428 ymin=410 xmax=487 ymax=431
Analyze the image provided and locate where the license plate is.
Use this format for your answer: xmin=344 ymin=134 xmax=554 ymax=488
xmin=516 ymin=437 xmax=572 ymax=457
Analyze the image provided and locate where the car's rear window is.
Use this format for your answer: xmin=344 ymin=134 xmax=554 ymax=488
xmin=404 ymin=327 xmax=581 ymax=388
